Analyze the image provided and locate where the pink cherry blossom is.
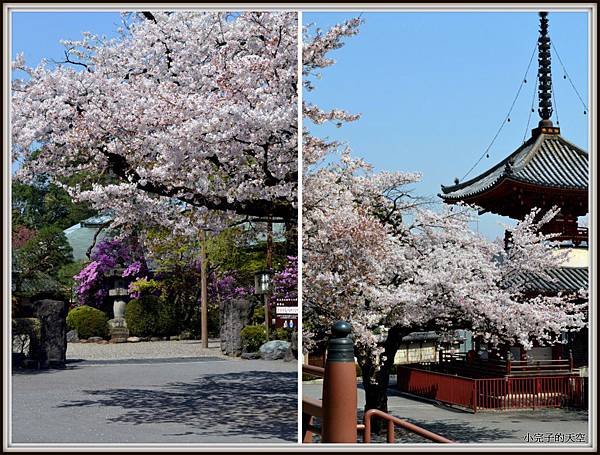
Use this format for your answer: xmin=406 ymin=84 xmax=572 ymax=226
xmin=12 ymin=12 xmax=298 ymax=234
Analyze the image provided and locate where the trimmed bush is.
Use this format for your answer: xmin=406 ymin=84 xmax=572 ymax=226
xmin=271 ymin=327 xmax=290 ymax=341
xmin=124 ymin=296 xmax=157 ymax=337
xmin=252 ymin=305 xmax=265 ymax=324
xmin=240 ymin=324 xmax=267 ymax=353
xmin=125 ymin=295 xmax=178 ymax=337
xmin=156 ymin=298 xmax=179 ymax=336
xmin=66 ymin=306 xmax=109 ymax=339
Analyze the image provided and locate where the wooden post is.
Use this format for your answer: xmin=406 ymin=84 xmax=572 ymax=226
xmin=200 ymin=230 xmax=208 ymax=349
xmin=265 ymin=217 xmax=273 ymax=337
xmin=322 ymin=321 xmax=357 ymax=443
xmin=264 ymin=293 xmax=269 ymax=339
xmin=569 ymin=349 xmax=574 ymax=371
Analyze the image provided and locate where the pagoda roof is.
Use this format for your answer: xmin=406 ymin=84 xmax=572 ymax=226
xmin=504 ymin=266 xmax=588 ymax=294
xmin=440 ymin=132 xmax=588 ymax=202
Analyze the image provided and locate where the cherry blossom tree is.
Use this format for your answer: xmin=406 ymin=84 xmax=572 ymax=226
xmin=303 ymin=19 xmax=587 ymax=413
xmin=12 ymin=12 xmax=298 ymax=235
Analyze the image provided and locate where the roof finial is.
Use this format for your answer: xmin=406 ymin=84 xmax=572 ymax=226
xmin=537 ymin=12 xmax=553 ymax=126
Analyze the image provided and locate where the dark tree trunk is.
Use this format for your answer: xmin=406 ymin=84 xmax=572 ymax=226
xmin=359 ymin=325 xmax=412 ymax=432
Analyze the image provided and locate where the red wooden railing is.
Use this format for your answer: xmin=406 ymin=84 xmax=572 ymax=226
xmin=302 ymin=364 xmax=325 ymax=443
xmin=553 ymin=226 xmax=589 ymax=245
xmin=362 ymin=409 xmax=452 ymax=443
xmin=397 ymin=367 xmax=476 ymax=409
xmin=475 ymin=376 xmax=582 ymax=410
xmin=398 ymin=366 xmax=587 ymax=412
xmin=303 ymin=363 xmax=452 ymax=443
xmin=436 ymin=353 xmax=574 ymax=377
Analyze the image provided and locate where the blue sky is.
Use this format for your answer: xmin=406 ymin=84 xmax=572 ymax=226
xmin=304 ymin=11 xmax=589 ymax=239
xmin=11 ymin=12 xmax=123 ymax=65
xmin=11 ymin=11 xmax=589 ymax=240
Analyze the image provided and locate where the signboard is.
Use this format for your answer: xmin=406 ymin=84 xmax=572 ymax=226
xmin=273 ymin=298 xmax=298 ymax=330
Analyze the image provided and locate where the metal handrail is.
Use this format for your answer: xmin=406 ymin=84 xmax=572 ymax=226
xmin=363 ymin=409 xmax=453 ymax=444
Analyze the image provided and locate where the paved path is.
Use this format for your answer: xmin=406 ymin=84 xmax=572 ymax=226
xmin=12 ymin=357 xmax=297 ymax=444
xmin=303 ymin=381 xmax=589 ymax=445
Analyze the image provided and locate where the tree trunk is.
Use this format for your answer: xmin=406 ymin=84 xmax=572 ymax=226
xmin=359 ymin=325 xmax=412 ymax=432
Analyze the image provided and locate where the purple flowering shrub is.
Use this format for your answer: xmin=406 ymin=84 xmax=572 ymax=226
xmin=272 ymin=256 xmax=298 ymax=301
xmin=74 ymin=237 xmax=148 ymax=307
xmin=211 ymin=273 xmax=252 ymax=302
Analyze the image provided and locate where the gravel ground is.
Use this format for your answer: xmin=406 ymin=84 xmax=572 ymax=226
xmin=66 ymin=339 xmax=229 ymax=361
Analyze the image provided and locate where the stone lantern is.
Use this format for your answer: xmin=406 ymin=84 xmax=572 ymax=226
xmin=107 ymin=268 xmax=129 ymax=342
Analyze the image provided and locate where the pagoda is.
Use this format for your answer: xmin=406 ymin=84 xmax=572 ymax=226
xmin=439 ymin=12 xmax=589 ymax=364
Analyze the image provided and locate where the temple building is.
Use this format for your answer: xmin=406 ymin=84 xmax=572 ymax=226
xmin=439 ymin=12 xmax=589 ymax=366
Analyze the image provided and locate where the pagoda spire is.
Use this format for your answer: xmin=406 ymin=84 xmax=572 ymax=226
xmin=537 ymin=11 xmax=553 ymax=126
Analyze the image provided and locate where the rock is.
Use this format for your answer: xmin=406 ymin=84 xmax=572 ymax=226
xmin=108 ymin=320 xmax=129 ymax=341
xmin=66 ymin=330 xmax=79 ymax=343
xmin=162 ymin=337 xmax=169 ymax=341
xmin=220 ymin=298 xmax=253 ymax=357
xmin=150 ymin=337 xmax=161 ymax=342
xmin=259 ymin=340 xmax=291 ymax=360
xmin=241 ymin=352 xmax=261 ymax=360
xmin=88 ymin=336 xmax=103 ymax=342
xmin=139 ymin=336 xmax=150 ymax=342
xmin=33 ymin=299 xmax=68 ymax=368
xmin=79 ymin=339 xmax=88 ymax=343
xmin=284 ymin=330 xmax=298 ymax=362
xmin=127 ymin=336 xmax=140 ymax=343
xmin=179 ymin=331 xmax=192 ymax=340
xmin=97 ymin=340 xmax=109 ymax=344
xmin=109 ymin=337 xmax=127 ymax=343
xmin=170 ymin=336 xmax=180 ymax=341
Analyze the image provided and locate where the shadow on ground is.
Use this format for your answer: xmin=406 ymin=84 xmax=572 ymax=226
xmin=401 ymin=418 xmax=516 ymax=443
xmin=57 ymin=370 xmax=297 ymax=441
xmin=12 ymin=365 xmax=81 ymax=376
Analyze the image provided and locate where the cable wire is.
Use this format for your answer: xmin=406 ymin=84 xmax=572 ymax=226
xmin=551 ymin=40 xmax=588 ymax=113
xmin=523 ymin=73 xmax=538 ymax=143
xmin=461 ymin=42 xmax=537 ymax=182
xmin=551 ymin=78 xmax=560 ymax=126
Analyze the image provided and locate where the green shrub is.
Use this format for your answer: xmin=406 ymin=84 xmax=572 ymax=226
xmin=271 ymin=327 xmax=290 ymax=341
xmin=252 ymin=305 xmax=265 ymax=324
xmin=208 ymin=306 xmax=220 ymax=338
xmin=157 ymin=298 xmax=179 ymax=336
xmin=66 ymin=306 xmax=109 ymax=339
xmin=240 ymin=324 xmax=267 ymax=353
xmin=125 ymin=295 xmax=178 ymax=337
xmin=124 ymin=296 xmax=157 ymax=337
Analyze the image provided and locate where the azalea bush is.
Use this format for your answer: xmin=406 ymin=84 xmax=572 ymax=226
xmin=272 ymin=256 xmax=298 ymax=301
xmin=74 ymin=237 xmax=147 ymax=308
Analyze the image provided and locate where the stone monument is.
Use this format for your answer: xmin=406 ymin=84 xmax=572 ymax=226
xmin=107 ymin=269 xmax=129 ymax=342
xmin=220 ymin=297 xmax=253 ymax=356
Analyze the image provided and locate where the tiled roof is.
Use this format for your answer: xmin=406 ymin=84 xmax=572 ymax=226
xmin=504 ymin=267 xmax=588 ymax=293
xmin=63 ymin=213 xmax=114 ymax=261
xmin=440 ymin=134 xmax=588 ymax=200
